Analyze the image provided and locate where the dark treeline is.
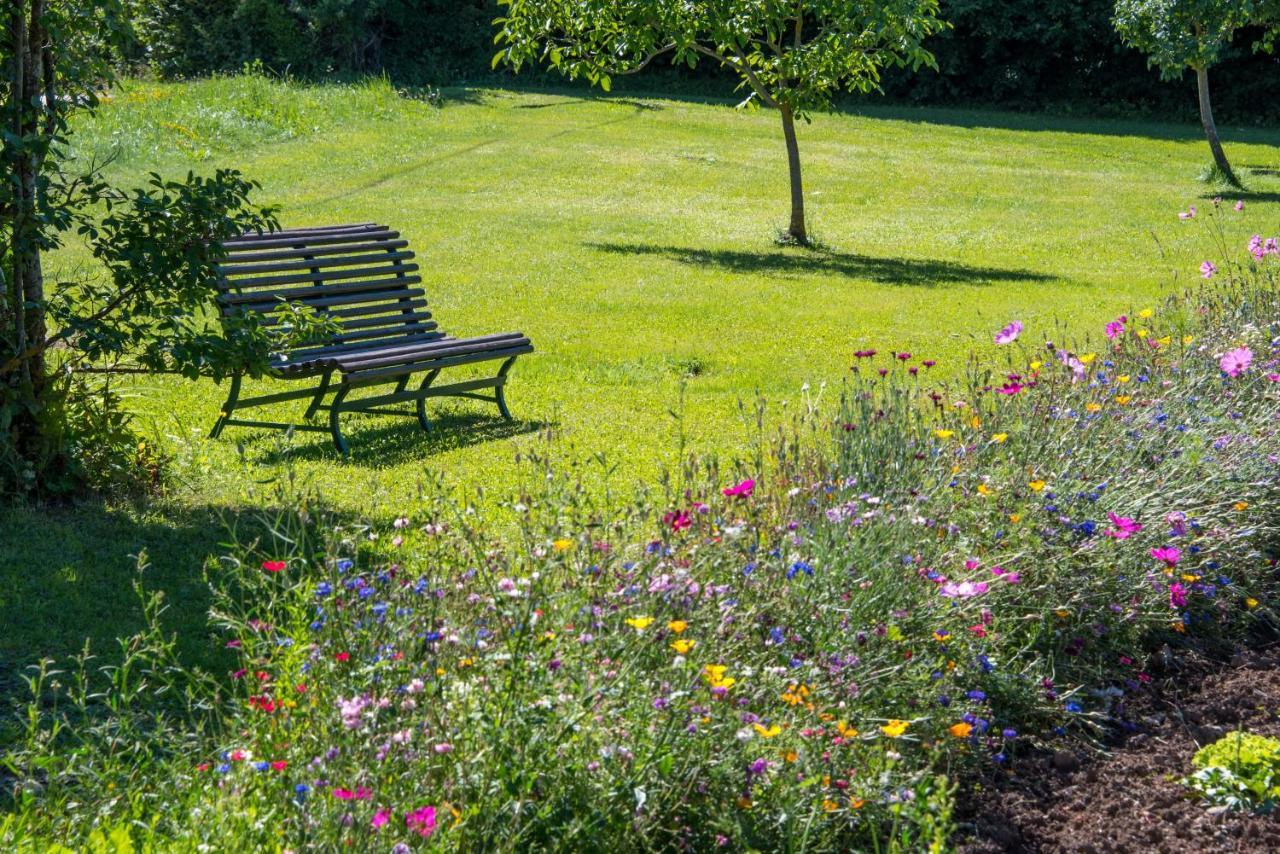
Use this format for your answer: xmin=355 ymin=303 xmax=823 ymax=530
xmin=133 ymin=0 xmax=1280 ymax=124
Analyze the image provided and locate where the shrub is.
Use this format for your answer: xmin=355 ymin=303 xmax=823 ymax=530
xmin=1186 ymin=731 xmax=1280 ymax=813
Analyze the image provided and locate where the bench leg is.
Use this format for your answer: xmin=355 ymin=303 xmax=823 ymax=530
xmin=209 ymin=373 xmax=243 ymax=439
xmin=329 ymin=384 xmax=351 ymax=455
xmin=495 ymin=357 xmax=517 ymax=421
xmin=303 ymin=371 xmax=333 ymax=420
xmin=415 ymin=369 xmax=441 ymax=432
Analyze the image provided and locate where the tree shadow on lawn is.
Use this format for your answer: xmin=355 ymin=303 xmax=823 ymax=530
xmin=0 ymin=500 xmax=305 ymax=709
xmin=587 ymin=242 xmax=1061 ymax=287
xmin=1199 ymin=189 xmax=1280 ymax=204
xmin=250 ymin=411 xmax=546 ymax=466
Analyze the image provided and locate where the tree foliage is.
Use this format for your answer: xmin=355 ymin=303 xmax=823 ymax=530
xmin=1114 ymin=0 xmax=1277 ymax=76
xmin=495 ymin=0 xmax=945 ymax=116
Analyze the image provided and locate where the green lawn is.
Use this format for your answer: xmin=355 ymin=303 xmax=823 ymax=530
xmin=6 ymin=73 xmax=1280 ymax=685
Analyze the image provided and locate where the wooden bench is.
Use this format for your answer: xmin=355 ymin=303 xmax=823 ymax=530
xmin=207 ymin=223 xmax=533 ymax=454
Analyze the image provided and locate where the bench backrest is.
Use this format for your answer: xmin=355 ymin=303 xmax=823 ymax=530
xmin=215 ymin=223 xmax=444 ymax=361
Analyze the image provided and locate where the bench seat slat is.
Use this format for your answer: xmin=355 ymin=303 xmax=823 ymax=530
xmin=219 ymin=275 xmax=424 ymax=307
xmin=221 ymin=250 xmax=416 ymax=277
xmin=220 ymin=239 xmax=411 ymax=265
xmin=220 ymin=229 xmax=399 ymax=252
xmin=224 ymin=261 xmax=420 ymax=291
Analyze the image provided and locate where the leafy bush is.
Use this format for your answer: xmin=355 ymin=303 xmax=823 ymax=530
xmin=1186 ymin=731 xmax=1280 ymax=813
xmin=4 ymin=203 xmax=1280 ymax=848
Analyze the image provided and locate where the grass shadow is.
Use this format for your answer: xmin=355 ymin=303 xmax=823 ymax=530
xmin=0 ymin=500 xmax=307 ymax=707
xmin=1199 ymin=189 xmax=1280 ymax=204
xmin=251 ymin=411 xmax=547 ymax=466
xmin=587 ymin=242 xmax=1061 ymax=287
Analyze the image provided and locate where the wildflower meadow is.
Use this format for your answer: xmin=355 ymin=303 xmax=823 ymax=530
xmin=4 ymin=200 xmax=1280 ymax=851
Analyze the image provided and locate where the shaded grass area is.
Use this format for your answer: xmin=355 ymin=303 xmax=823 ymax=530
xmin=12 ymin=73 xmax=1280 ymax=695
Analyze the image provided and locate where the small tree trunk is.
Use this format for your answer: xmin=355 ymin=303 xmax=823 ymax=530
xmin=779 ymin=104 xmax=807 ymax=245
xmin=1196 ymin=65 xmax=1238 ymax=186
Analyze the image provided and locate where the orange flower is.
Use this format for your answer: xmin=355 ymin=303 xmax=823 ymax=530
xmin=949 ymin=722 xmax=973 ymax=738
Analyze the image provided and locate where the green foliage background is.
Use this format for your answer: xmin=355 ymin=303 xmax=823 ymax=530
xmin=132 ymin=0 xmax=1280 ymax=121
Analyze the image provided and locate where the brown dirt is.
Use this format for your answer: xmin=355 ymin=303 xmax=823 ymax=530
xmin=957 ymin=646 xmax=1280 ymax=853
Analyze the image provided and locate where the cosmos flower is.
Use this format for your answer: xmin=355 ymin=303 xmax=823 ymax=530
xmin=994 ymin=321 xmax=1023 ymax=345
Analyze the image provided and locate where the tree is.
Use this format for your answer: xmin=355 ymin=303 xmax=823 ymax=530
xmin=495 ymin=1 xmax=945 ymax=245
xmin=1114 ymin=0 xmax=1279 ymax=186
xmin=1 ymin=1 xmax=279 ymax=496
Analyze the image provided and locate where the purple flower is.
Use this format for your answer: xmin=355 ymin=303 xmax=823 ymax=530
xmin=1200 ymin=261 xmax=1217 ymax=280
xmin=1220 ymin=347 xmax=1252 ymax=378
xmin=994 ymin=320 xmax=1023 ymax=345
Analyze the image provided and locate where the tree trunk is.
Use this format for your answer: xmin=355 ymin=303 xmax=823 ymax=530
xmin=779 ymin=104 xmax=807 ymax=245
xmin=1196 ymin=66 xmax=1238 ymax=187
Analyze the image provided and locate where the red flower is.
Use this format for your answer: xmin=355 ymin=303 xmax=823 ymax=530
xmin=262 ymin=560 xmax=286 ymax=573
xmin=335 ymin=651 xmax=351 ymax=662
xmin=270 ymin=760 xmax=287 ymax=772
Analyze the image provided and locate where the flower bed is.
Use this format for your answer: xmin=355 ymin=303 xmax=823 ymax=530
xmin=5 ymin=205 xmax=1280 ymax=851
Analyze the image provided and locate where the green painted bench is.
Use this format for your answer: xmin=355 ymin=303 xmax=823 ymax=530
xmin=208 ymin=223 xmax=533 ymax=454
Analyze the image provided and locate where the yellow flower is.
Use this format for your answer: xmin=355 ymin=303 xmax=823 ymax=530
xmin=1028 ymin=480 xmax=1046 ymax=492
xmin=1158 ymin=336 xmax=1172 ymax=347
xmin=780 ymin=683 xmax=811 ymax=705
xmin=949 ymin=722 xmax=973 ymax=738
xmin=737 ymin=796 xmax=753 ymax=810
xmin=1085 ymin=402 xmax=1102 ymax=413
xmin=1116 ymin=375 xmax=1130 ymax=384
xmin=625 ymin=616 xmax=655 ymax=631
xmin=992 ymin=433 xmax=1008 ymax=443
xmin=1234 ymin=501 xmax=1250 ymax=511
xmin=849 ymin=797 xmax=866 ymax=810
xmin=1138 ymin=308 xmax=1154 ymax=319
xmin=837 ymin=721 xmax=859 ymax=738
xmin=754 ymin=723 xmax=782 ymax=738
xmin=1054 ymin=609 xmax=1071 ymax=619
xmin=1246 ymin=597 xmax=1259 ymax=609
xmin=667 ymin=620 xmax=688 ymax=634
xmin=1030 ymin=360 xmax=1043 ymax=371
xmin=670 ymin=638 xmax=696 ymax=655
xmin=977 ymin=483 xmax=994 ymax=496
xmin=1136 ymin=328 xmax=1149 ymax=339
xmin=969 ymin=415 xmax=982 ymax=429
xmin=880 ymin=719 xmax=909 ymax=738
xmin=934 ymin=429 xmax=954 ymax=440
xmin=702 ymin=664 xmax=736 ymax=691
xmin=1009 ymin=513 xmax=1021 ymax=524
xmin=1172 ymin=620 xmax=1186 ymax=633
xmin=1181 ymin=574 xmax=1201 ymax=583
xmin=1183 ymin=335 xmax=1195 ymax=345
xmin=822 ymin=798 xmax=840 ymax=812
xmin=1115 ymin=395 xmax=1131 ymax=405
xmin=1079 ymin=353 xmax=1096 ymax=364
xmin=782 ymin=750 xmax=799 ymax=763
xmin=552 ymin=538 xmax=573 ymax=552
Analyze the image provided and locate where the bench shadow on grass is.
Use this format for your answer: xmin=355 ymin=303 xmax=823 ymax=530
xmin=587 ymin=242 xmax=1060 ymax=287
xmin=0 ymin=500 xmax=308 ymax=708
xmin=251 ymin=411 xmax=547 ymax=466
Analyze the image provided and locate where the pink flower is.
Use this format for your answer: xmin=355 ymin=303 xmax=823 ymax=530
xmin=1235 ymin=200 xmax=1245 ymax=212
xmin=1200 ymin=261 xmax=1217 ymax=279
xmin=1057 ymin=350 xmax=1086 ymax=382
xmin=433 ymin=742 xmax=454 ymax=754
xmin=1105 ymin=512 xmax=1143 ymax=540
xmin=371 ymin=808 xmax=392 ymax=829
xmin=1150 ymin=547 xmax=1181 ymax=567
xmin=1178 ymin=206 xmax=1196 ymax=220
xmin=406 ymin=805 xmax=438 ymax=838
xmin=997 ymin=382 xmax=1023 ymax=395
xmin=722 ymin=479 xmax=755 ymax=498
xmin=1105 ymin=317 xmax=1126 ymax=340
xmin=261 ymin=560 xmax=286 ymax=573
xmin=1219 ymin=346 xmax=1252 ymax=378
xmin=663 ymin=510 xmax=692 ymax=531
xmin=1267 ymin=373 xmax=1280 ymax=383
xmin=333 ymin=787 xmax=373 ymax=801
xmin=994 ymin=320 xmax=1023 ymax=345
xmin=940 ymin=580 xmax=989 ymax=598
xmin=1169 ymin=583 xmax=1188 ymax=609
xmin=1249 ymin=235 xmax=1265 ymax=259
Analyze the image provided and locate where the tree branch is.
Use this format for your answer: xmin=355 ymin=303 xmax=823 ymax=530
xmin=693 ymin=44 xmax=779 ymax=109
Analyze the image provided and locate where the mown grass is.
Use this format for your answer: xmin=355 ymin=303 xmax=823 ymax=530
xmin=7 ymin=70 xmax=1280 ymax=689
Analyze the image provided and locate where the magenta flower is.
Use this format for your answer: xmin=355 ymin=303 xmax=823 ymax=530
xmin=994 ymin=320 xmax=1023 ymax=345
xmin=333 ymin=787 xmax=373 ymax=801
xmin=371 ymin=808 xmax=392 ymax=829
xmin=1150 ymin=547 xmax=1181 ymax=567
xmin=1168 ymin=583 xmax=1188 ymax=609
xmin=722 ymin=479 xmax=755 ymax=498
xmin=940 ymin=580 xmax=989 ymax=598
xmin=406 ymin=805 xmax=438 ymax=838
xmin=1105 ymin=317 xmax=1126 ymax=340
xmin=1219 ymin=346 xmax=1252 ymax=378
xmin=1200 ymin=261 xmax=1217 ymax=279
xmin=1105 ymin=512 xmax=1143 ymax=540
